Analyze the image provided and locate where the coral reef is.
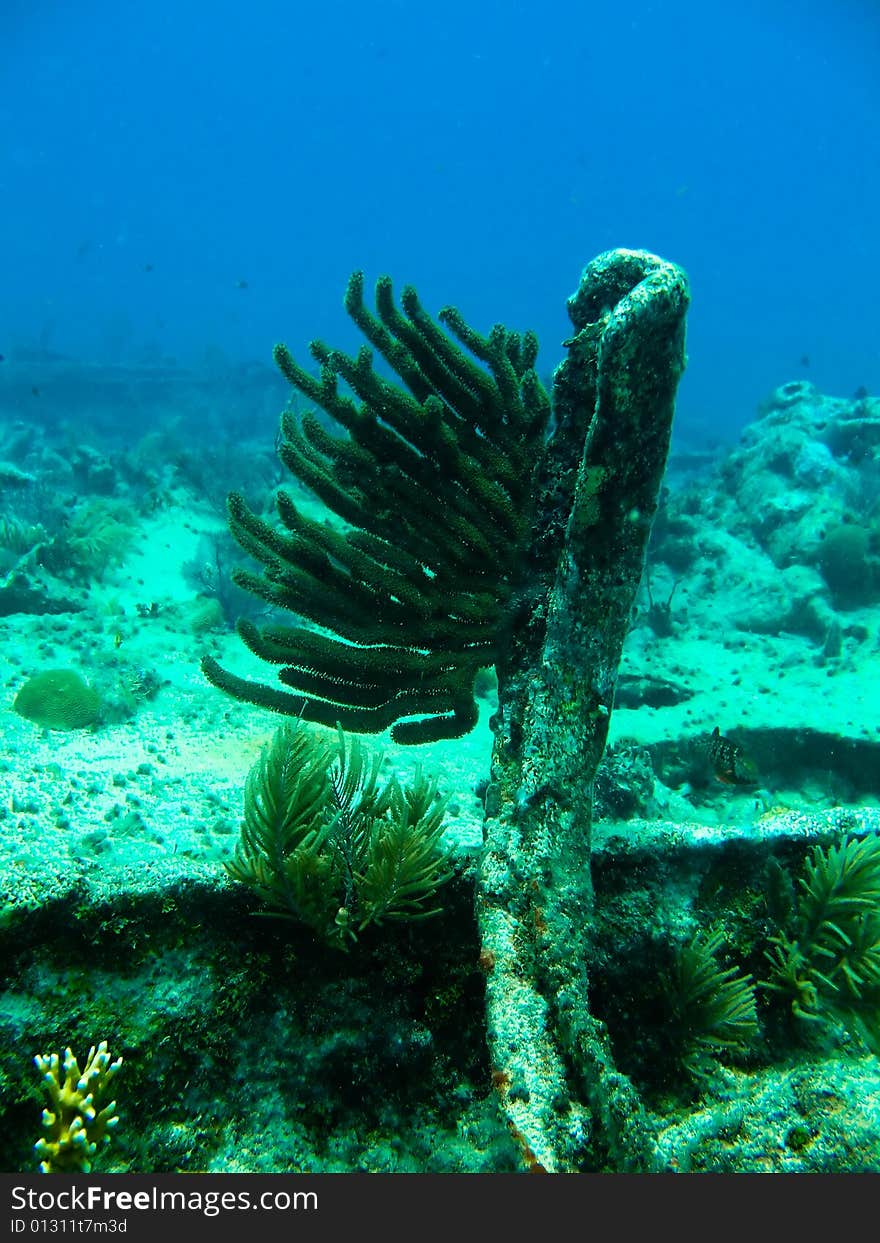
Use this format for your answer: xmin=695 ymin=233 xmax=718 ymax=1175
xmin=5 ymin=813 xmax=880 ymax=1173
xmin=1 ymin=863 xmax=506 ymax=1174
xmin=600 ymin=380 xmax=880 ymax=829
xmin=6 ymin=257 xmax=880 ymax=1175
xmin=199 ymin=248 xmax=689 ymax=1171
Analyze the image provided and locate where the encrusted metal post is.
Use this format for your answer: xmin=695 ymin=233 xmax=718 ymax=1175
xmin=478 ymin=249 xmax=690 ymax=1171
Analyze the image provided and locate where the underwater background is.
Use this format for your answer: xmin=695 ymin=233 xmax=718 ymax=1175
xmin=2 ymin=0 xmax=880 ymax=1175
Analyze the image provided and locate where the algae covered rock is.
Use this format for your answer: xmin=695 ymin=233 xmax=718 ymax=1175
xmin=13 ymin=668 xmax=102 ymax=729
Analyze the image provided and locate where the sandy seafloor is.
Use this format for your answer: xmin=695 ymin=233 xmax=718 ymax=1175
xmin=2 ymin=479 xmax=877 ymax=912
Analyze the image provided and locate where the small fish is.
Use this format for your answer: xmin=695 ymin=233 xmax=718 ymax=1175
xmin=235 ymin=278 xmax=249 ymax=290
xmin=114 ymin=632 xmax=124 ymax=648
xmin=799 ymin=354 xmax=810 ymax=368
xmin=697 ymin=726 xmax=759 ymax=786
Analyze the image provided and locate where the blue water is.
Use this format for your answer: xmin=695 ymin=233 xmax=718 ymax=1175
xmin=2 ymin=0 xmax=878 ymax=441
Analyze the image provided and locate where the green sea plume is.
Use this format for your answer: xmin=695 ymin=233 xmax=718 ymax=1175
xmin=225 ymin=721 xmax=454 ymax=948
xmin=202 ymin=271 xmax=550 ymax=744
xmin=765 ymin=832 xmax=880 ymax=1053
xmin=13 ymin=669 xmax=102 ymax=730
xmin=669 ymin=929 xmax=758 ymax=1077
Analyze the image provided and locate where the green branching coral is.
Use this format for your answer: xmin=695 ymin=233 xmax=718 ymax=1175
xmin=764 ymin=833 xmax=880 ymax=1053
xmin=33 ymin=1042 xmax=122 ymax=1173
xmin=225 ymin=721 xmax=454 ymax=947
xmin=202 ymin=271 xmax=550 ymax=743
xmin=669 ymin=930 xmax=758 ymax=1077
